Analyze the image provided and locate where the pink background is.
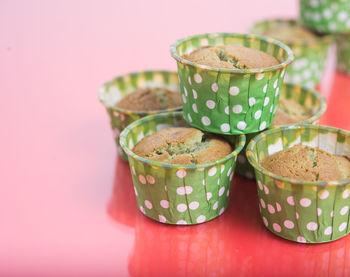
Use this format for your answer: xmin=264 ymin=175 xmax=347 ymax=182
xmin=2 ymin=1 xmax=350 ymax=276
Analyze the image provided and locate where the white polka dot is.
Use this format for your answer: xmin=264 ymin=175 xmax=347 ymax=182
xmin=189 ymin=201 xmax=199 ymax=210
xmin=338 ymin=11 xmax=348 ymax=21
xmin=310 ymin=0 xmax=318 ymax=7
xmin=188 ymin=113 xmax=192 ymax=122
xmin=177 ymin=203 xmax=187 ymax=212
xmin=281 ymin=69 xmax=286 ymax=78
xmin=139 ymin=174 xmax=146 ymax=184
xmin=260 ymin=198 xmax=266 ymax=209
xmin=257 ymin=180 xmax=263 ymax=190
xmin=323 ymin=8 xmax=332 ymax=18
xmin=297 ymin=236 xmax=307 ymax=243
xmin=134 ymin=186 xmax=138 ymax=196
xmin=268 ymin=204 xmax=275 ymax=214
xmin=217 ymin=179 xmax=220 ymax=185
xmin=237 ymin=121 xmax=247 ymax=130
xmin=307 ymin=222 xmax=318 ymax=231
xmin=300 ymin=198 xmax=312 ymax=207
xmin=273 ymin=79 xmax=278 ymax=88
xmin=220 ymin=165 xmax=225 ymax=173
xmin=131 ymin=166 xmax=136 ymax=175
xmin=259 ymin=121 xmax=266 ymax=131
xmin=213 ymin=201 xmax=218 ymax=210
xmin=284 ymin=220 xmax=294 ymax=229
xmin=296 ymin=212 xmax=299 ymax=219
xmin=331 ymin=211 xmax=334 ymax=217
xmin=219 ymin=207 xmax=225 ymax=215
xmin=160 ymin=200 xmax=169 ymax=208
xmin=232 ymin=105 xmax=242 ymax=114
xmin=207 ymin=192 xmax=212 ymax=200
xmin=227 ymin=167 xmax=232 ymax=177
xmin=196 ymin=215 xmax=206 ymax=223
xmin=202 ymin=179 xmax=206 ymax=186
xmin=324 ymin=226 xmax=333 ymax=235
xmin=263 ymin=216 xmax=268 ymax=226
xmin=276 ymin=202 xmax=281 ymax=212
xmin=313 ymin=12 xmax=321 ymax=21
xmin=158 ymin=215 xmax=166 ymax=223
xmin=146 ymin=175 xmax=155 ymax=184
xmin=318 ymin=189 xmax=329 ymax=200
xmin=339 ymin=222 xmax=347 ymax=232
xmin=194 ymin=73 xmax=202 ymax=83
xmin=176 ymin=186 xmax=193 ymax=195
xmin=342 ymin=189 xmax=350 ymax=199
xmin=340 ymin=206 xmax=349 ymax=215
xmin=182 ymin=94 xmax=187 ymax=104
xmin=249 ymin=97 xmax=256 ymax=107
xmin=275 ymin=87 xmax=280 ymax=96
xmin=140 ymin=206 xmax=146 ymax=214
xmin=329 ymin=22 xmax=337 ymax=31
xmin=165 ymin=185 xmax=167 ymax=191
xmin=145 ymin=200 xmax=153 ymax=209
xmin=273 ymin=223 xmax=281 ymax=232
xmin=317 ymin=208 xmax=322 ymax=216
xmin=208 ymin=167 xmax=217 ymax=176
xmin=220 ymin=123 xmax=230 ymax=133
xmin=219 ymin=187 xmax=225 ymax=196
xmin=263 ymin=185 xmax=269 ymax=195
xmin=183 ymin=87 xmax=188 ymax=96
xmin=270 ymin=105 xmax=274 ymax=112
xmin=224 ymin=106 xmax=229 ymax=115
xmin=263 ymin=97 xmax=269 ymax=106
xmin=188 ymin=76 xmax=192 ymax=85
xmin=287 ymin=196 xmax=295 ymax=206
xmin=206 ymin=100 xmax=215 ymax=109
xmin=211 ymin=83 xmax=218 ymax=92
xmin=192 ymin=103 xmax=198 ymax=113
xmin=177 ymin=220 xmax=187 ymax=225
xmin=227 ymin=189 xmax=230 ymax=197
xmin=229 ymin=86 xmax=240 ymax=96
xmin=201 ymin=116 xmax=211 ymax=126
xmin=263 ymin=84 xmax=268 ymax=93
xmin=256 ymin=73 xmax=265 ymax=80
xmin=176 ymin=169 xmax=187 ymax=178
xmin=255 ymin=110 xmax=262 ymax=119
xmin=192 ymin=89 xmax=198 ymax=99
xmin=347 ymin=19 xmax=350 ymax=28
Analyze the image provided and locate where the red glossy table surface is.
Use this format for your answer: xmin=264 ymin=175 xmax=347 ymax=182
xmin=2 ymin=1 xmax=350 ymax=276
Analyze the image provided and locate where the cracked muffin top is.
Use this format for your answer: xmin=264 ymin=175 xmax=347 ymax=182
xmin=182 ymin=45 xmax=280 ymax=70
xmin=115 ymin=87 xmax=181 ymax=111
xmin=132 ymin=127 xmax=233 ymax=165
xmin=261 ymin=144 xmax=350 ymax=182
xmin=272 ymin=98 xmax=311 ymax=126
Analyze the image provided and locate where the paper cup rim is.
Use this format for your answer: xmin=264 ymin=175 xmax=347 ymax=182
xmin=170 ymin=32 xmax=294 ymax=74
xmin=246 ymin=124 xmax=350 ymax=186
xmin=249 ymin=19 xmax=332 ymax=47
xmin=120 ymin=111 xmax=246 ymax=169
xmin=98 ymin=70 xmax=183 ymax=115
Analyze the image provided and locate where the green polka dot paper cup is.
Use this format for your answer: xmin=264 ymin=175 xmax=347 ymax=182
xmin=98 ymin=71 xmax=182 ymax=160
xmin=336 ymin=34 xmax=350 ymax=75
xmin=236 ymin=83 xmax=327 ymax=179
xmin=119 ymin=111 xmax=245 ymax=225
xmin=300 ymin=0 xmax=350 ymax=34
xmin=251 ymin=19 xmax=331 ymax=88
xmin=246 ymin=124 xmax=350 ymax=243
xmin=170 ymin=33 xmax=294 ymax=135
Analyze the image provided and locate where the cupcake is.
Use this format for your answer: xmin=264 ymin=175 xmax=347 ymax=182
xmin=170 ymin=33 xmax=294 ymax=135
xmin=119 ymin=111 xmax=245 ymax=225
xmin=336 ymin=34 xmax=350 ymax=75
xmin=235 ymin=83 xmax=327 ymax=179
xmin=299 ymin=0 xmax=350 ymax=34
xmin=251 ymin=19 xmax=331 ymax=88
xmin=98 ymin=71 xmax=182 ymax=160
xmin=246 ymin=124 xmax=350 ymax=243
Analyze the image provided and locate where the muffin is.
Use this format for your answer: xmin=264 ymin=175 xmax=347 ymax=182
xmin=235 ymin=83 xmax=327 ymax=179
xmin=115 ymin=87 xmax=181 ymax=111
xmin=120 ymin=111 xmax=246 ymax=225
xmin=170 ymin=33 xmax=294 ymax=135
xmin=98 ymin=71 xmax=182 ymax=160
xmin=261 ymin=144 xmax=350 ymax=182
xmin=133 ymin=127 xmax=232 ymax=165
xmin=246 ymin=124 xmax=350 ymax=243
xmin=251 ymin=20 xmax=331 ymax=88
xmin=183 ymin=45 xmax=279 ymax=69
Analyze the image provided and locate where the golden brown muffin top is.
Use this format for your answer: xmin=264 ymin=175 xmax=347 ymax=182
xmin=272 ymin=98 xmax=311 ymax=126
xmin=260 ymin=144 xmax=350 ymax=182
xmin=115 ymin=87 xmax=181 ymax=111
xmin=182 ymin=45 xmax=280 ymax=70
xmin=133 ymin=127 xmax=233 ymax=165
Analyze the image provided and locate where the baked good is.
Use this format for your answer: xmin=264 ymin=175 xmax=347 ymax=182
xmin=183 ymin=45 xmax=280 ymax=69
xmin=261 ymin=144 xmax=350 ymax=182
xmin=115 ymin=87 xmax=181 ymax=111
xmin=133 ymin=127 xmax=233 ymax=165
xmin=272 ymin=98 xmax=311 ymax=126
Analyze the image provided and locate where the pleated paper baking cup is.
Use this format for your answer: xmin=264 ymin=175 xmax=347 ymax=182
xmin=119 ymin=111 xmax=245 ymax=225
xmin=98 ymin=71 xmax=182 ymax=160
xmin=236 ymin=83 xmax=327 ymax=179
xmin=300 ymin=0 xmax=350 ymax=34
xmin=246 ymin=125 xmax=350 ymax=243
xmin=251 ymin=19 xmax=331 ymax=88
xmin=170 ymin=33 xmax=294 ymax=135
xmin=336 ymin=34 xmax=350 ymax=75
